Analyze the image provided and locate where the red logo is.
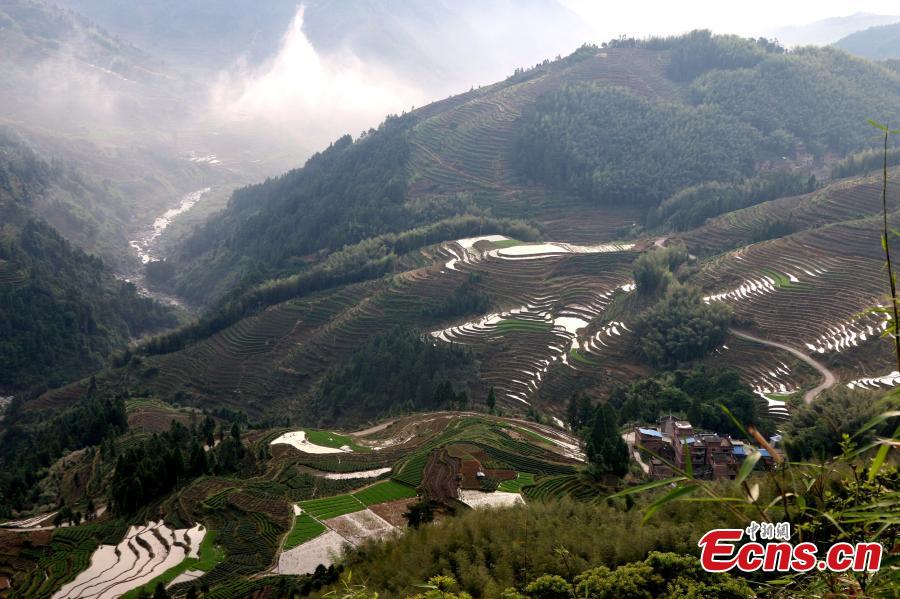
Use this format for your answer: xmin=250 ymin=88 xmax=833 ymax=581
xmin=698 ymin=525 xmax=883 ymax=573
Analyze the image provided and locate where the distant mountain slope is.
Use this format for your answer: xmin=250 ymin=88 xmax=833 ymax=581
xmin=0 ymin=0 xmax=194 ymax=133
xmin=835 ymin=21 xmax=900 ymax=59
xmin=0 ymin=137 xmax=177 ymax=391
xmin=0 ymin=0 xmax=245 ymax=270
xmin=163 ymin=33 xmax=900 ymax=307
xmin=49 ymin=0 xmax=298 ymax=73
xmin=768 ymin=12 xmax=900 ymax=47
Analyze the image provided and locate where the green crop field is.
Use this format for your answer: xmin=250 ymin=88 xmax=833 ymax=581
xmin=298 ymin=494 xmax=366 ymax=520
xmin=491 ymin=239 xmax=524 ymax=248
xmin=569 ymin=348 xmax=598 ymax=365
xmin=497 ymin=472 xmax=536 ymax=492
xmin=304 ymin=430 xmax=370 ymax=452
xmin=496 ymin=319 xmax=554 ymax=333
xmin=352 ymin=480 xmax=418 ymax=506
xmin=283 ymin=514 xmax=326 ymax=549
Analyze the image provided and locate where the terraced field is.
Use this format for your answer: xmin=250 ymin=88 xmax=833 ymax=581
xmin=141 ymin=283 xmax=379 ymax=414
xmin=430 ymin=235 xmax=639 ymax=409
xmin=31 ymin=46 xmax=872 ymax=425
xmin=702 ymin=337 xmax=820 ymax=420
xmin=283 ymin=514 xmax=326 ymax=550
xmin=693 ymin=221 xmax=894 ymax=368
xmin=680 ymin=173 xmax=900 ymax=255
xmin=0 ymin=414 xmax=625 ymax=596
xmin=669 ymin=168 xmax=900 ymax=396
xmin=497 ymin=472 xmax=536 ymax=493
xmin=51 ymin=521 xmax=206 ymax=599
xmin=6 ymin=522 xmax=125 ymax=599
xmin=523 ymin=474 xmax=602 ymax=502
xmin=353 ymin=481 xmax=418 ymax=506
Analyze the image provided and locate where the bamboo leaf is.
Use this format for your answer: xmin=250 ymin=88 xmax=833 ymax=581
xmin=747 ymin=482 xmax=760 ymax=503
xmin=735 ymin=450 xmax=762 ymax=485
xmin=608 ymin=476 xmax=686 ymax=498
xmin=869 ymin=118 xmax=888 ymax=131
xmin=850 ymin=410 xmax=900 ymax=440
xmin=719 ymin=404 xmax=750 ymax=439
xmin=642 ymin=484 xmax=698 ymax=524
xmin=868 ymin=425 xmax=900 ymax=481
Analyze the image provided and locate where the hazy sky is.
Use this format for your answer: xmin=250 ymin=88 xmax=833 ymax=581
xmin=561 ymin=0 xmax=900 ymax=39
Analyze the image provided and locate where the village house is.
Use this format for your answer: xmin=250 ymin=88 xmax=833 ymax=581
xmin=633 ymin=417 xmax=778 ymax=480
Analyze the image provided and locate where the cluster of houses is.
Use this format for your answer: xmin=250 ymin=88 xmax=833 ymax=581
xmin=633 ymin=416 xmax=781 ymax=480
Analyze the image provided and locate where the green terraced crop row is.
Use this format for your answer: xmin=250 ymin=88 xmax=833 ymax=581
xmin=491 ymin=239 xmax=524 ymax=248
xmin=497 ymin=319 xmax=554 ymax=333
xmin=352 ymin=480 xmax=418 ymax=506
xmin=524 ymin=474 xmax=599 ymax=501
xmin=283 ymin=514 xmax=326 ymax=549
xmin=497 ymin=472 xmax=536 ymax=492
xmin=304 ymin=429 xmax=370 ymax=452
xmin=393 ymin=451 xmax=430 ymax=487
xmin=569 ymin=348 xmax=598 ymax=365
xmin=298 ymin=494 xmax=366 ymax=520
xmin=479 ymin=444 xmax=576 ymax=475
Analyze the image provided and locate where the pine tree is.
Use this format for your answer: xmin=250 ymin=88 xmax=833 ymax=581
xmin=586 ymin=403 xmax=630 ymax=477
xmin=189 ymin=440 xmax=207 ymax=476
xmin=566 ymin=392 xmax=593 ymax=431
xmin=487 ymin=387 xmax=496 ymax=413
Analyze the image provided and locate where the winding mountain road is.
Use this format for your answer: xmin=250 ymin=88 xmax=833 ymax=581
xmin=729 ymin=329 xmax=836 ymax=404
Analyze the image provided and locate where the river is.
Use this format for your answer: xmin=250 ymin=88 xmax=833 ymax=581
xmin=129 ymin=187 xmax=211 ymax=264
xmin=122 ymin=187 xmax=212 ymax=310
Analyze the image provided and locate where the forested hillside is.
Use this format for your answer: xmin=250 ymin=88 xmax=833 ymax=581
xmin=161 ymin=32 xmax=900 ymax=310
xmin=0 ymin=141 xmax=176 ymax=391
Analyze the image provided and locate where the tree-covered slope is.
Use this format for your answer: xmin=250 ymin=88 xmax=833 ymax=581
xmin=0 ymin=141 xmax=176 ymax=391
xmin=169 ymin=115 xmax=416 ymax=302
xmin=516 ymin=33 xmax=900 ymax=207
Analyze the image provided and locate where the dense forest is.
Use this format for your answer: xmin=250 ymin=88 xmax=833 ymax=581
xmin=633 ymin=284 xmax=731 ymax=368
xmin=782 ymin=387 xmax=898 ymax=460
xmin=516 ymin=32 xmax=900 ymax=214
xmin=607 ymin=367 xmax=769 ymax=437
xmin=110 ymin=419 xmax=250 ymax=514
xmin=423 ymin=273 xmax=491 ymax=319
xmin=0 ymin=144 xmax=176 ymax=391
xmin=310 ymin=328 xmax=477 ymax=424
xmin=514 ymin=84 xmax=762 ymax=206
xmin=650 ymin=170 xmax=816 ymax=231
